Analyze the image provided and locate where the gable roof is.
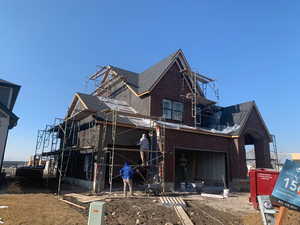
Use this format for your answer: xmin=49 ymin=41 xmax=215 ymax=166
xmin=106 ymin=49 xmax=192 ymax=96
xmin=220 ymin=101 xmax=271 ymax=138
xmin=0 ymin=79 xmax=21 ymax=110
xmin=68 ymin=93 xmax=241 ymax=137
xmin=68 ymin=92 xmax=152 ymax=128
xmin=137 ymin=50 xmax=179 ymax=94
xmin=76 ymin=92 xmax=137 ymax=113
xmin=220 ymin=101 xmax=254 ymax=131
xmin=109 ymin=65 xmax=139 ymax=92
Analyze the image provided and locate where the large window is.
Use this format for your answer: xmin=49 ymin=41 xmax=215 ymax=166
xmin=162 ymin=99 xmax=183 ymax=121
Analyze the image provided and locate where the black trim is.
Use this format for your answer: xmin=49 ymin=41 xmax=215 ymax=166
xmin=162 ymin=99 xmax=183 ymax=121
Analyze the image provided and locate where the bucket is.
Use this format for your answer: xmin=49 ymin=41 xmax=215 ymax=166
xmin=223 ymin=188 xmax=230 ymax=198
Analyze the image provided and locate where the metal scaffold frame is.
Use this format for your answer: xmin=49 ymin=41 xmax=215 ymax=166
xmin=34 ymin=115 xmax=93 ymax=196
xmin=98 ymin=109 xmax=167 ymax=194
xmin=180 ymin=68 xmax=219 ymax=128
xmin=270 ymin=134 xmax=279 ymax=171
xmin=56 ymin=117 xmax=95 ymax=196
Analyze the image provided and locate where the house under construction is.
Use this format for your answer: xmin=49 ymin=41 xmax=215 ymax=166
xmin=35 ymin=49 xmax=277 ymax=193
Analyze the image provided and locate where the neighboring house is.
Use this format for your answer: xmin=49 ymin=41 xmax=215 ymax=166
xmin=0 ymin=79 xmax=21 ymax=172
xmin=39 ymin=49 xmax=272 ymax=191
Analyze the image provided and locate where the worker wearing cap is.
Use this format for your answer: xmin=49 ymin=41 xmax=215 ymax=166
xmin=120 ymin=162 xmax=134 ymax=197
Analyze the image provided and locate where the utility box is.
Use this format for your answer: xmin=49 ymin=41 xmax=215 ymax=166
xmin=88 ymin=201 xmax=105 ymax=225
xmin=249 ymin=169 xmax=279 ymax=209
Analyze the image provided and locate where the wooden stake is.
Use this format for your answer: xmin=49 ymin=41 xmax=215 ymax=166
xmin=275 ymin=206 xmax=288 ymax=225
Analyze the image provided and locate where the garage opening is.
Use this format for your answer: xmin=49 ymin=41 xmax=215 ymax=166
xmin=175 ymin=149 xmax=227 ymax=188
xmin=245 ymin=144 xmax=255 ymax=171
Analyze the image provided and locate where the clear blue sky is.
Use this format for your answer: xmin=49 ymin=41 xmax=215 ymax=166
xmin=1 ymin=1 xmax=299 ymax=161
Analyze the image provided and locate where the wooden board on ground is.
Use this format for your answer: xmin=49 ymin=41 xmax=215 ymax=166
xmin=174 ymin=205 xmax=194 ymax=225
xmin=64 ymin=193 xmax=106 ymax=203
xmin=60 ymin=199 xmax=86 ymax=210
xmin=160 ymin=197 xmax=193 ymax=225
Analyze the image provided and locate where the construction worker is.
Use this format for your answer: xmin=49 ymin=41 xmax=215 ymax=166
xmin=120 ymin=162 xmax=134 ymax=197
xmin=138 ymin=133 xmax=149 ymax=166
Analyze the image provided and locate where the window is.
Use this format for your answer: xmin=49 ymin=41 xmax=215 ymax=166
xmin=162 ymin=99 xmax=183 ymax=121
xmin=162 ymin=99 xmax=172 ymax=119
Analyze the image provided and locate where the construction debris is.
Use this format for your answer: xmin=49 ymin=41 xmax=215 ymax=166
xmin=64 ymin=193 xmax=106 ymax=203
xmin=59 ymin=198 xmax=87 ymax=210
xmin=201 ymin=193 xmax=225 ymax=199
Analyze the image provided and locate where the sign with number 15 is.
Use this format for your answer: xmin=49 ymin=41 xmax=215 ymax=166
xmin=271 ymin=159 xmax=300 ymax=211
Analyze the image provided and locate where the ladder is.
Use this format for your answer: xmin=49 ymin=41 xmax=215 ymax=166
xmin=190 ymin=71 xmax=201 ymax=128
xmin=109 ymin=110 xmax=117 ymax=193
xmin=271 ymin=135 xmax=279 ymax=171
xmin=58 ymin=118 xmax=68 ymax=196
xmin=41 ymin=125 xmax=51 ymax=157
xmin=51 ymin=118 xmax=64 ymax=152
xmin=157 ymin=122 xmax=166 ymax=192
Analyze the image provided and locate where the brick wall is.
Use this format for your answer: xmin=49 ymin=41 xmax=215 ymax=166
xmin=163 ymin=128 xmax=234 ymax=182
xmin=241 ymin=107 xmax=272 ymax=170
xmin=150 ymin=63 xmax=195 ymax=126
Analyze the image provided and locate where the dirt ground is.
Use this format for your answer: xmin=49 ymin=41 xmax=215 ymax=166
xmin=0 ymin=194 xmax=87 ymax=225
xmin=2 ymin=193 xmax=300 ymax=225
xmin=2 ymin=178 xmax=300 ymax=225
xmin=0 ymin=194 xmax=242 ymax=225
xmin=243 ymin=210 xmax=300 ymax=225
xmin=185 ymin=201 xmax=242 ymax=225
xmin=104 ymin=198 xmax=180 ymax=225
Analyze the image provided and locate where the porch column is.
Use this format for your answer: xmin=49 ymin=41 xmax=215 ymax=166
xmin=255 ymin=140 xmax=272 ymax=168
xmin=233 ymin=138 xmax=247 ymax=179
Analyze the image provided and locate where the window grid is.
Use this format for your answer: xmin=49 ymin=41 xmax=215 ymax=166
xmin=162 ymin=99 xmax=183 ymax=121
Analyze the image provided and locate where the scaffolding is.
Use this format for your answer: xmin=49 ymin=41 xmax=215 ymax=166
xmin=34 ymin=62 xmax=219 ymax=194
xmin=56 ymin=117 xmax=97 ymax=196
xmin=34 ymin=109 xmax=166 ymax=195
xmin=33 ymin=115 xmax=97 ymax=195
xmin=97 ymin=109 xmax=167 ymax=194
xmin=270 ymin=134 xmax=279 ymax=171
xmin=180 ymin=69 xmax=218 ymax=128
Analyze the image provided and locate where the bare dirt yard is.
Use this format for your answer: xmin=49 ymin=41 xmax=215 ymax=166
xmin=1 ymin=178 xmax=300 ymax=225
xmin=0 ymin=194 xmax=87 ymax=225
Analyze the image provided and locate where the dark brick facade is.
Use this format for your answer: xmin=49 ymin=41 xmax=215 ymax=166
xmin=164 ymin=129 xmax=232 ymax=182
xmin=100 ymin=55 xmax=272 ymax=185
xmin=150 ymin=63 xmax=195 ymax=126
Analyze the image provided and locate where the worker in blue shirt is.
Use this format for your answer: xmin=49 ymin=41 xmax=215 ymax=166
xmin=120 ymin=162 xmax=134 ymax=197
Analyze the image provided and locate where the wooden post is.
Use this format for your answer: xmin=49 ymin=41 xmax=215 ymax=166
xmin=275 ymin=206 xmax=288 ymax=225
xmin=93 ymin=162 xmax=99 ymax=193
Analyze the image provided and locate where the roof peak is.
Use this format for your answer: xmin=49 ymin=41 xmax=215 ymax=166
xmin=94 ymin=49 xmax=187 ymax=95
xmin=0 ymin=79 xmax=20 ymax=87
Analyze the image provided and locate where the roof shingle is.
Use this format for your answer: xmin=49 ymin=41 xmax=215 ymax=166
xmin=109 ymin=50 xmax=179 ymax=95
